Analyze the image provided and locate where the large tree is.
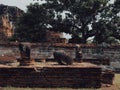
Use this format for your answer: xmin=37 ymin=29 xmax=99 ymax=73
xmin=15 ymin=0 xmax=120 ymax=44
xmin=42 ymin=0 xmax=110 ymax=43
xmin=110 ymin=0 xmax=120 ymax=42
xmin=92 ymin=0 xmax=120 ymax=44
xmin=15 ymin=3 xmax=55 ymax=42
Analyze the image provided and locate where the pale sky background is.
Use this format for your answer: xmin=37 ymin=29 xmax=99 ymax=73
xmin=0 ymin=0 xmax=44 ymax=11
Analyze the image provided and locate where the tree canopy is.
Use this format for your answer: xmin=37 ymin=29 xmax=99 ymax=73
xmin=14 ymin=3 xmax=52 ymax=42
xmin=14 ymin=0 xmax=120 ymax=44
xmin=92 ymin=0 xmax=120 ymax=44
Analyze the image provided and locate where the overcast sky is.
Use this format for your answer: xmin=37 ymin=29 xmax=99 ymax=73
xmin=0 ymin=0 xmax=44 ymax=11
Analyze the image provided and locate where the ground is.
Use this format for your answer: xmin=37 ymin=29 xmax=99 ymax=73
xmin=102 ymin=84 xmax=118 ymax=90
xmin=101 ymin=74 xmax=120 ymax=90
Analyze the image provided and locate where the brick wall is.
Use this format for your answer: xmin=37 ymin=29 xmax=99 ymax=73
xmin=0 ymin=43 xmax=120 ymax=68
xmin=0 ymin=66 xmax=101 ymax=88
xmin=0 ymin=43 xmax=76 ymax=59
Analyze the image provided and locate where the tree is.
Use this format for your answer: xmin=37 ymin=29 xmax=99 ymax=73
xmin=15 ymin=3 xmax=54 ymax=42
xmin=92 ymin=0 xmax=120 ymax=44
xmin=15 ymin=0 xmax=120 ymax=44
xmin=15 ymin=0 xmax=110 ymax=43
xmin=110 ymin=0 xmax=120 ymax=42
xmin=43 ymin=0 xmax=110 ymax=43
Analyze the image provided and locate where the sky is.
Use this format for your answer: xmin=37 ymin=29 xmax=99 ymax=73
xmin=0 ymin=0 xmax=44 ymax=11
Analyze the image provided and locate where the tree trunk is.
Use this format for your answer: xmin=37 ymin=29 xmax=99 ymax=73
xmin=81 ymin=34 xmax=87 ymax=43
xmin=81 ymin=26 xmax=87 ymax=44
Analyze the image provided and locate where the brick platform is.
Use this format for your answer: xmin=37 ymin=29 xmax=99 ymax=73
xmin=82 ymin=58 xmax=110 ymax=65
xmin=102 ymin=71 xmax=115 ymax=85
xmin=0 ymin=62 xmax=102 ymax=88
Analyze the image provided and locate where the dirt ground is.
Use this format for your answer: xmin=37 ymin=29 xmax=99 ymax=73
xmin=101 ymin=73 xmax=120 ymax=90
xmin=101 ymin=84 xmax=118 ymax=90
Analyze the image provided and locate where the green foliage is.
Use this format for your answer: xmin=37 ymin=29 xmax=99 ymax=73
xmin=43 ymin=0 xmax=110 ymax=43
xmin=14 ymin=3 xmax=53 ymax=42
xmin=88 ymin=0 xmax=120 ymax=44
xmin=15 ymin=0 xmax=120 ymax=44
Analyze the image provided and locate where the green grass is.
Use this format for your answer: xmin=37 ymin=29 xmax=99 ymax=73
xmin=114 ymin=74 xmax=120 ymax=90
xmin=2 ymin=87 xmax=101 ymax=90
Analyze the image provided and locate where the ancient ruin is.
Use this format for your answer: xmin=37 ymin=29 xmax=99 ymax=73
xmin=53 ymin=51 xmax=73 ymax=65
xmin=0 ymin=14 xmax=13 ymax=37
xmin=0 ymin=4 xmax=23 ymax=40
xmin=0 ymin=42 xmax=116 ymax=88
xmin=45 ymin=31 xmax=67 ymax=43
xmin=18 ymin=43 xmax=35 ymax=66
xmin=0 ymin=2 xmax=118 ymax=89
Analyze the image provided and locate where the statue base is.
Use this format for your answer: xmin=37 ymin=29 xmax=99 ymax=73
xmin=18 ymin=57 xmax=35 ymax=66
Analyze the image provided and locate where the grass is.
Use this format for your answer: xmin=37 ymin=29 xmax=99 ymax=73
xmin=2 ymin=87 xmax=101 ymax=90
xmin=114 ymin=74 xmax=120 ymax=90
xmin=1 ymin=74 xmax=120 ymax=90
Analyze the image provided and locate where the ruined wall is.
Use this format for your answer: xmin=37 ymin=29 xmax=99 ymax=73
xmin=0 ymin=4 xmax=23 ymax=39
xmin=81 ymin=45 xmax=120 ymax=68
xmin=0 ymin=43 xmax=76 ymax=59
xmin=0 ymin=43 xmax=120 ymax=68
xmin=1 ymin=14 xmax=13 ymax=37
xmin=0 ymin=31 xmax=7 ymax=43
xmin=0 ymin=66 xmax=101 ymax=88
